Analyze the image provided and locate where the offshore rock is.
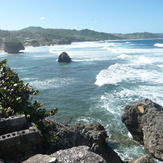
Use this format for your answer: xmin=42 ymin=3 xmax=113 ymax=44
xmin=49 ymin=121 xmax=123 ymax=163
xmin=58 ymin=52 xmax=72 ymax=63
xmin=4 ymin=41 xmax=25 ymax=54
xmin=23 ymin=146 xmax=106 ymax=163
xmin=121 ymin=99 xmax=163 ymax=161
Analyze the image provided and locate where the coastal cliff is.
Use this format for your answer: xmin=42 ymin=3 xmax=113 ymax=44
xmin=1 ymin=99 xmax=162 ymax=162
xmin=122 ymin=99 xmax=163 ymax=162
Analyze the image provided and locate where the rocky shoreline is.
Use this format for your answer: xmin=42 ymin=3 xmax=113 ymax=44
xmin=0 ymin=99 xmax=162 ymax=163
xmin=122 ymin=99 xmax=163 ymax=162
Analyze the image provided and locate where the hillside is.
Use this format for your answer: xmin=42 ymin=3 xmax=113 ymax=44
xmin=0 ymin=26 xmax=163 ymax=47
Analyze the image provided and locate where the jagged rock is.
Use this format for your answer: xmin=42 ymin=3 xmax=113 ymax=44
xmin=121 ymin=99 xmax=163 ymax=161
xmin=48 ymin=121 xmax=123 ymax=163
xmin=52 ymin=146 xmax=107 ymax=163
xmin=22 ymin=154 xmax=56 ymax=163
xmin=23 ymin=146 xmax=106 ymax=163
xmin=58 ymin=52 xmax=72 ymax=63
xmin=4 ymin=41 xmax=25 ymax=54
xmin=129 ymin=154 xmax=155 ymax=163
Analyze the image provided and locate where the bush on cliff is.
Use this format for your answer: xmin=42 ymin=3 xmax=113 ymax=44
xmin=0 ymin=59 xmax=59 ymax=148
xmin=0 ymin=59 xmax=57 ymax=122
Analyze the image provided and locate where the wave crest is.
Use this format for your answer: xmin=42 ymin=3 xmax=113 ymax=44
xmin=154 ymin=43 xmax=163 ymax=47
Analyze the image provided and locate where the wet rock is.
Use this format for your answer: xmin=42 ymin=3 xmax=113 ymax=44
xmin=58 ymin=52 xmax=72 ymax=63
xmin=49 ymin=121 xmax=123 ymax=163
xmin=122 ymin=99 xmax=163 ymax=161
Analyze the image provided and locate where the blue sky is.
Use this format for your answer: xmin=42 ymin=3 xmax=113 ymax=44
xmin=0 ymin=0 xmax=162 ymax=33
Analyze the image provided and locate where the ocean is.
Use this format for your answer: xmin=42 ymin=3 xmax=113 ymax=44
xmin=0 ymin=39 xmax=163 ymax=162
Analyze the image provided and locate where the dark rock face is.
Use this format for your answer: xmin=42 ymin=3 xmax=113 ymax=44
xmin=58 ymin=52 xmax=72 ymax=63
xmin=50 ymin=122 xmax=123 ymax=163
xmin=122 ymin=99 xmax=163 ymax=161
xmin=4 ymin=41 xmax=25 ymax=54
xmin=31 ymin=40 xmax=40 ymax=47
xmin=23 ymin=146 xmax=107 ymax=163
xmin=57 ymin=38 xmax=71 ymax=45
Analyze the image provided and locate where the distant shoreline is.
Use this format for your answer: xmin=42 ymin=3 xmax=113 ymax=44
xmin=1 ymin=38 xmax=163 ymax=54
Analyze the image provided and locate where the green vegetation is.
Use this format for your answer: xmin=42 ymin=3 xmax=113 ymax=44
xmin=0 ymin=59 xmax=58 ymax=147
xmin=0 ymin=26 xmax=162 ymax=48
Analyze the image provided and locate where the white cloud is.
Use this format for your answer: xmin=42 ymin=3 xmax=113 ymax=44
xmin=40 ymin=17 xmax=46 ymax=20
xmin=73 ymin=25 xmax=78 ymax=30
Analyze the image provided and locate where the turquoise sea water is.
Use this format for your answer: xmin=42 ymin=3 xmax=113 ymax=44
xmin=0 ymin=39 xmax=163 ymax=161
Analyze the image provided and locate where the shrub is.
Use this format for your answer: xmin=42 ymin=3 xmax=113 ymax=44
xmin=0 ymin=59 xmax=57 ymax=122
xmin=0 ymin=59 xmax=59 ymax=149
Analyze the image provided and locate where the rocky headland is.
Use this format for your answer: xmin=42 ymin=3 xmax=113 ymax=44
xmin=0 ymin=99 xmax=162 ymax=163
xmin=4 ymin=41 xmax=25 ymax=54
xmin=122 ymin=99 xmax=163 ymax=162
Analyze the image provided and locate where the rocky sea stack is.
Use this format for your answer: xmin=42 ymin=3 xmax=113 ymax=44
xmin=58 ymin=52 xmax=72 ymax=63
xmin=4 ymin=41 xmax=25 ymax=54
xmin=122 ymin=99 xmax=163 ymax=161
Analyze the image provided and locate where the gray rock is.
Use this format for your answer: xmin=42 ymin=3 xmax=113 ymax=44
xmin=122 ymin=99 xmax=163 ymax=161
xmin=52 ymin=146 xmax=107 ymax=163
xmin=50 ymin=121 xmax=123 ymax=163
xmin=58 ymin=52 xmax=71 ymax=63
xmin=22 ymin=154 xmax=56 ymax=163
xmin=23 ymin=146 xmax=106 ymax=163
xmin=4 ymin=41 xmax=25 ymax=54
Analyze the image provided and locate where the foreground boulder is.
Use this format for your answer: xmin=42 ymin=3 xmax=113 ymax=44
xmin=48 ymin=121 xmax=123 ymax=163
xmin=58 ymin=52 xmax=72 ymax=63
xmin=23 ymin=146 xmax=107 ymax=163
xmin=4 ymin=41 xmax=25 ymax=54
xmin=122 ymin=99 xmax=163 ymax=161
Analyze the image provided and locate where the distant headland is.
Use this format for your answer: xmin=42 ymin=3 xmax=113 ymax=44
xmin=0 ymin=26 xmax=163 ymax=48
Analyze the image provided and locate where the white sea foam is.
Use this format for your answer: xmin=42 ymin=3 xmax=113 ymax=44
xmin=29 ymin=77 xmax=75 ymax=90
xmin=106 ymin=47 xmax=163 ymax=55
xmin=117 ymin=54 xmax=131 ymax=60
xmin=154 ymin=43 xmax=163 ymax=47
xmin=95 ymin=62 xmax=162 ymax=86
xmin=49 ymin=41 xmax=106 ymax=54
xmin=133 ymin=56 xmax=153 ymax=64
xmin=116 ymin=86 xmax=163 ymax=106
xmin=24 ymin=46 xmax=51 ymax=53
xmin=158 ymin=64 xmax=163 ymax=68
xmin=21 ymin=77 xmax=38 ymax=81
xmin=115 ymin=145 xmax=144 ymax=162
